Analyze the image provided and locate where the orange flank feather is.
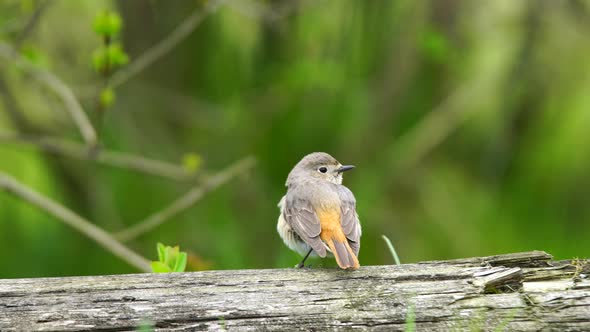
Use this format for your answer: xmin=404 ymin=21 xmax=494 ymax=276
xmin=317 ymin=207 xmax=360 ymax=270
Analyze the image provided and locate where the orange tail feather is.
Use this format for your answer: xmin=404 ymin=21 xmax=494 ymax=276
xmin=317 ymin=208 xmax=360 ymax=270
xmin=324 ymin=237 xmax=360 ymax=270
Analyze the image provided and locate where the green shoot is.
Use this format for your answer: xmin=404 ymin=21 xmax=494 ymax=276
xmin=382 ymin=234 xmax=401 ymax=265
xmin=151 ymin=242 xmax=188 ymax=273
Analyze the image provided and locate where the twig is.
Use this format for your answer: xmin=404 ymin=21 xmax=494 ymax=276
xmin=0 ymin=133 xmax=195 ymax=181
xmin=0 ymin=172 xmax=151 ymax=272
xmin=76 ymin=0 xmax=315 ymax=99
xmin=0 ymin=42 xmax=97 ymax=145
xmin=116 ymin=156 xmax=256 ymax=241
xmin=15 ymin=0 xmax=53 ymax=47
xmin=108 ymin=0 xmax=229 ymax=89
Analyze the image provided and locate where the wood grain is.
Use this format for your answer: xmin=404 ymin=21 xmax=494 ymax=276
xmin=1 ymin=251 xmax=588 ymax=331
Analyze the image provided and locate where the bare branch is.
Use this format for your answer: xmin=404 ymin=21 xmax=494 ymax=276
xmin=0 ymin=42 xmax=97 ymax=145
xmin=0 ymin=133 xmax=195 ymax=181
xmin=108 ymin=0 xmax=229 ymax=89
xmin=15 ymin=0 xmax=54 ymax=47
xmin=116 ymin=156 xmax=256 ymax=241
xmin=0 ymin=172 xmax=151 ymax=272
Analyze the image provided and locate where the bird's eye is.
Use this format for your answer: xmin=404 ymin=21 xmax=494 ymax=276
xmin=318 ymin=167 xmax=328 ymax=173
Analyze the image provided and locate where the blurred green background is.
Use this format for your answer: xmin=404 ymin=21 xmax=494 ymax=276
xmin=1 ymin=0 xmax=589 ymax=278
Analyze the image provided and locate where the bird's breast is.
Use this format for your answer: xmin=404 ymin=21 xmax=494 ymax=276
xmin=302 ymin=182 xmax=341 ymax=207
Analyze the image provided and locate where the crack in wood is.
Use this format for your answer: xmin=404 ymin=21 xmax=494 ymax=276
xmin=154 ymin=313 xmax=290 ymax=328
xmin=0 ymin=251 xmax=588 ymax=331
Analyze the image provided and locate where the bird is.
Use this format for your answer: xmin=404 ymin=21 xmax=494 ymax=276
xmin=277 ymin=152 xmax=361 ymax=270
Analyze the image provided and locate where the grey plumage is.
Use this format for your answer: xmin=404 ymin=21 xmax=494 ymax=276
xmin=337 ymin=186 xmax=361 ymax=255
xmin=282 ymin=185 xmax=328 ymax=258
xmin=277 ymin=152 xmax=361 ymax=269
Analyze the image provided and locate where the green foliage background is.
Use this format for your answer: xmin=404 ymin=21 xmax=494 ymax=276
xmin=1 ymin=0 xmax=589 ymax=277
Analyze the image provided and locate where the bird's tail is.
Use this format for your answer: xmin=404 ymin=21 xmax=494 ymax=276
xmin=324 ymin=237 xmax=359 ymax=270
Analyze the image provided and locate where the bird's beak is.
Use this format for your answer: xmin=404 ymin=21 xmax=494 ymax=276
xmin=336 ymin=165 xmax=355 ymax=173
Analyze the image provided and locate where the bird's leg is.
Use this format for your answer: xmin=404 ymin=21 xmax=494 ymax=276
xmin=296 ymin=249 xmax=313 ymax=268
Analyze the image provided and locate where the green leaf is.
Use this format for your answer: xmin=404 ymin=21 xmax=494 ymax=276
xmin=156 ymin=242 xmax=166 ymax=263
xmin=92 ymin=48 xmax=108 ymax=73
xmin=100 ymin=87 xmax=115 ymax=108
xmin=163 ymin=246 xmax=173 ymax=266
xmin=150 ymin=261 xmax=172 ymax=273
xmin=20 ymin=45 xmax=49 ymax=68
xmin=107 ymin=44 xmax=129 ymax=66
xmin=153 ymin=243 xmax=188 ymax=273
xmin=173 ymin=252 xmax=187 ymax=272
xmin=182 ymin=153 xmax=202 ymax=173
xmin=93 ymin=11 xmax=122 ymax=37
xmin=92 ymin=44 xmax=128 ymax=73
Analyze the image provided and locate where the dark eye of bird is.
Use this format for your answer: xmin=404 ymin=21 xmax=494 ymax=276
xmin=318 ymin=167 xmax=328 ymax=173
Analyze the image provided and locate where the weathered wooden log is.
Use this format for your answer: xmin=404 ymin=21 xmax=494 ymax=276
xmin=0 ymin=251 xmax=588 ymax=331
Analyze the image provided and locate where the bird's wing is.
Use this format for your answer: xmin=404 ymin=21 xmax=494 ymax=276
xmin=283 ymin=189 xmax=327 ymax=257
xmin=338 ymin=186 xmax=361 ymax=256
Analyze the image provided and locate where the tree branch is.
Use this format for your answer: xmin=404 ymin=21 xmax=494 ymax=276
xmin=15 ymin=0 xmax=54 ymax=47
xmin=0 ymin=172 xmax=151 ymax=272
xmin=108 ymin=0 xmax=229 ymax=89
xmin=0 ymin=42 xmax=97 ymax=146
xmin=116 ymin=156 xmax=256 ymax=241
xmin=0 ymin=133 xmax=195 ymax=181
